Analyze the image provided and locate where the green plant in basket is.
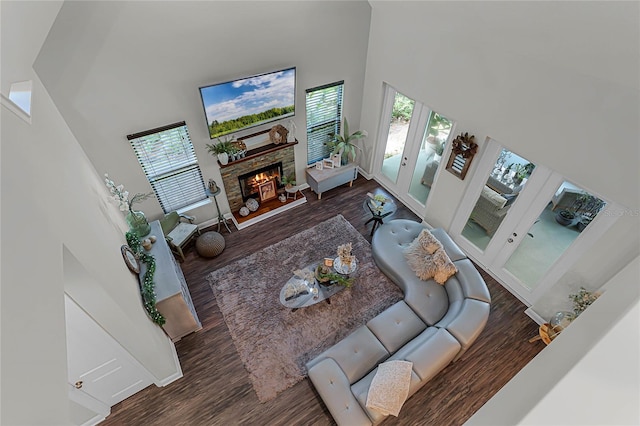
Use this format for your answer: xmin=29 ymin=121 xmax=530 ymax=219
xmin=315 ymin=264 xmax=353 ymax=288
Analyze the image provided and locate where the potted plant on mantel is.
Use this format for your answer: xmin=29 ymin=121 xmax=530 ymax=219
xmin=328 ymin=118 xmax=368 ymax=165
xmin=205 ymin=136 xmax=234 ymax=165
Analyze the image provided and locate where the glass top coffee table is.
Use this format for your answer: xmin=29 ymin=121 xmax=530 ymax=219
xmin=279 ymin=260 xmax=356 ymax=310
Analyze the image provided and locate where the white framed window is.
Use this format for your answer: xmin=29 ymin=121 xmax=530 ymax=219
xmin=127 ymin=121 xmax=207 ymax=213
xmin=305 ymin=81 xmax=344 ymax=164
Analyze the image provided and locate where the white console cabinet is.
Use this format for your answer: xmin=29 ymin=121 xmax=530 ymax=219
xmin=139 ymin=220 xmax=202 ymax=341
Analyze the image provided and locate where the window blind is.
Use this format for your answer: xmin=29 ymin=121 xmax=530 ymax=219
xmin=305 ymin=81 xmax=344 ymax=164
xmin=127 ymin=122 xmax=207 ymax=213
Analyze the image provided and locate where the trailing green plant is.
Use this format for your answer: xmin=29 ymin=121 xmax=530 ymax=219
xmin=126 ymin=232 xmax=166 ymax=326
xmin=205 ymin=135 xmax=234 ymax=155
xmin=328 ymin=118 xmax=368 ymax=163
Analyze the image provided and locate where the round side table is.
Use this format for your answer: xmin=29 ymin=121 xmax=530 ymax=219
xmin=285 ymin=185 xmax=300 ymax=200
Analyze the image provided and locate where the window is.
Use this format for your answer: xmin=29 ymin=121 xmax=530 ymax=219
xmin=305 ymin=81 xmax=344 ymax=164
xmin=9 ymin=80 xmax=32 ymax=116
xmin=127 ymin=121 xmax=207 ymax=213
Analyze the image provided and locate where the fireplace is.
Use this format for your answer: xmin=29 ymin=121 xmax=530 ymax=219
xmin=219 ymin=138 xmax=305 ymax=228
xmin=238 ymin=162 xmax=284 ymax=201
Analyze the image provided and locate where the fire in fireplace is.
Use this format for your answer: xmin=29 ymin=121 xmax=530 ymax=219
xmin=238 ymin=162 xmax=284 ymax=201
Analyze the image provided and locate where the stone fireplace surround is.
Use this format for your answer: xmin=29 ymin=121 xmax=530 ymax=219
xmin=219 ymin=140 xmax=298 ymax=214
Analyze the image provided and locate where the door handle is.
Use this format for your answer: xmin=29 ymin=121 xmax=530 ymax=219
xmin=507 ymin=238 xmax=514 ymax=243
xmin=74 ymin=381 xmax=83 ymax=389
xmin=401 ymin=162 xmax=407 ymax=166
xmin=513 ymin=232 xmax=518 ymax=237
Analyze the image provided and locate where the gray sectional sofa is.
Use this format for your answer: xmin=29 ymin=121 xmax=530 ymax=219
xmin=306 ymin=219 xmax=491 ymax=425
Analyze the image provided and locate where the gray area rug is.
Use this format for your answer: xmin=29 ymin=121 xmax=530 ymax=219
xmin=206 ymin=214 xmax=403 ymax=402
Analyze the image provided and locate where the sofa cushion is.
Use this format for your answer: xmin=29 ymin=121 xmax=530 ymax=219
xmin=366 ymin=301 xmax=427 ymax=353
xmin=308 ymin=358 xmax=373 ymax=426
xmin=453 ymin=259 xmax=491 ymax=303
xmin=365 ymin=360 xmax=413 ymax=417
xmin=403 ymin=280 xmax=449 ymax=326
xmin=481 ymin=185 xmax=507 ymax=209
xmin=404 ymin=328 xmax=461 ymax=381
xmin=372 ymin=220 xmax=427 ymax=293
xmin=405 ymin=250 xmax=439 ymax=281
xmin=439 ymin=299 xmax=491 ymax=350
xmin=432 ymin=249 xmax=457 ymax=285
xmin=429 ymin=228 xmax=467 ymax=262
xmin=409 ymin=228 xmax=443 ymax=255
xmin=308 ymin=325 xmax=389 ymax=384
xmin=352 ymin=366 xmax=422 ymax=425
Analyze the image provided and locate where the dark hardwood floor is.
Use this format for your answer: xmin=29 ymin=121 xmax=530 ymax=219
xmin=103 ymin=176 xmax=544 ymax=426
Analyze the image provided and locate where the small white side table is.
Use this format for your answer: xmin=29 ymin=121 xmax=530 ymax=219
xmin=206 ymin=187 xmax=232 ymax=233
xmin=285 ymin=185 xmax=301 ymax=200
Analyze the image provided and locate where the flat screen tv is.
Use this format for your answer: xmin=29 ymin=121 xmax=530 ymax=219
xmin=199 ymin=67 xmax=296 ymax=139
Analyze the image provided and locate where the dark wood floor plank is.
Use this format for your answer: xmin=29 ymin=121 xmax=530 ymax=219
xmin=102 ymin=176 xmax=543 ymax=426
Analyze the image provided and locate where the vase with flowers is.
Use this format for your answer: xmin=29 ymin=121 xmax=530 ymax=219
xmin=568 ymin=286 xmax=601 ymax=318
xmin=105 ymin=174 xmax=154 ymax=238
xmin=334 ymin=242 xmax=357 ymax=275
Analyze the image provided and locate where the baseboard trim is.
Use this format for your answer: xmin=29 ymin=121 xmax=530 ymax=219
xmin=525 ymin=307 xmax=546 ymax=325
xmin=357 ymin=167 xmax=373 ymax=180
xmin=80 ymin=413 xmax=107 ymax=426
xmin=155 ymin=339 xmax=184 ymax=387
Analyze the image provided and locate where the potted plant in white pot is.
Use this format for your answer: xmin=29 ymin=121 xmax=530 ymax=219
xmin=328 ymin=118 xmax=368 ymax=165
xmin=206 ymin=136 xmax=234 ymax=165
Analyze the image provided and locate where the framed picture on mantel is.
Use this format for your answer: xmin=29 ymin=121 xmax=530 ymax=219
xmin=258 ymin=180 xmax=277 ymax=202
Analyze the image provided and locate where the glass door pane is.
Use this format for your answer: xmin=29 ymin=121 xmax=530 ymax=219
xmin=381 ymin=92 xmax=415 ymax=183
xmin=462 ymin=149 xmax=536 ymax=251
xmin=408 ymin=111 xmax=453 ymax=205
xmin=503 ymin=182 xmax=607 ymax=289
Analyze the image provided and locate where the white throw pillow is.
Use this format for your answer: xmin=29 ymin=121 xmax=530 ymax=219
xmin=366 ymin=360 xmax=413 ymax=417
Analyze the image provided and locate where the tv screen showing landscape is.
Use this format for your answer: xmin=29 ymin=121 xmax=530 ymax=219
xmin=199 ymin=67 xmax=296 ymax=139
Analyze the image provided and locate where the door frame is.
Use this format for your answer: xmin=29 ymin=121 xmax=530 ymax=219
xmin=449 ymin=139 xmax=620 ymax=305
xmin=372 ymin=84 xmax=453 ymax=218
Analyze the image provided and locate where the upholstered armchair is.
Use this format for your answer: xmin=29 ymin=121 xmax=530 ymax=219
xmin=469 ymin=186 xmax=514 ymax=236
xmin=421 ymin=159 xmax=440 ymax=187
xmin=159 ymin=212 xmax=200 ymax=261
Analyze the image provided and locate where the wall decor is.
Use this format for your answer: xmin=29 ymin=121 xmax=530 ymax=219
xmin=269 ymin=124 xmax=289 ymax=145
xmin=121 ymin=245 xmax=140 ymax=273
xmin=258 ymin=180 xmax=277 ymax=202
xmin=445 ymin=132 xmax=478 ymax=180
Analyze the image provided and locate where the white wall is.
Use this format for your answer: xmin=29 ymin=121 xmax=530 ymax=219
xmin=33 ymin=0 xmax=372 ymax=223
xmin=1 ymin=2 xmax=181 ymax=424
xmin=467 ymin=256 xmax=640 ymax=425
xmin=361 ymin=2 xmax=639 ymax=423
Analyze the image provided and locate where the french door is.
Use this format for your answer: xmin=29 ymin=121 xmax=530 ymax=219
xmin=449 ymin=140 xmax=619 ymax=305
xmin=374 ymin=86 xmax=454 ymax=216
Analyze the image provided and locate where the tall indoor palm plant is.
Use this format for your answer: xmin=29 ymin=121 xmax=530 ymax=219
xmin=328 ymin=118 xmax=368 ymax=164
